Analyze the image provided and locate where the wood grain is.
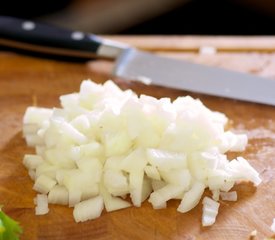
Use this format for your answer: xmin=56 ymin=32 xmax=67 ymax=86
xmin=0 ymin=37 xmax=275 ymax=240
xmin=104 ymin=35 xmax=275 ymax=52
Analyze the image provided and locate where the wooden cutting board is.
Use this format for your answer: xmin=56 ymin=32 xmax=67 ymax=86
xmin=0 ymin=36 xmax=274 ymax=240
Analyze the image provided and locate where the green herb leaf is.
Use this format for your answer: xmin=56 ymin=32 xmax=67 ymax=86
xmin=0 ymin=209 xmax=22 ymax=240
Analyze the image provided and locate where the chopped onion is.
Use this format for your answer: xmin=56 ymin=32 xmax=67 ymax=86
xmin=129 ymin=171 xmax=144 ymax=207
xmin=99 ymin=182 xmax=131 ymax=212
xmin=73 ymin=196 xmax=104 ymax=222
xmin=103 ymin=169 xmax=129 ymax=197
xmin=202 ymin=196 xmax=220 ymax=226
xmin=211 ymin=189 xmax=220 ymax=201
xmin=33 ymin=175 xmax=57 ymax=194
xmin=25 ymin=134 xmax=44 ymax=147
xmin=177 ymin=181 xmax=205 ymax=213
xmin=28 ymin=170 xmax=36 ymax=181
xmin=22 ymin=79 xmax=261 ymax=225
xmin=144 ymin=165 xmax=161 ymax=180
xmin=151 ymin=179 xmax=166 ymax=191
xmin=48 ymin=185 xmax=69 ymax=205
xmin=35 ymin=194 xmax=49 ymax=215
xmin=220 ymin=191 xmax=237 ymax=201
xmin=149 ymin=184 xmax=185 ymax=208
xmin=23 ymin=154 xmax=44 ymax=170
xmin=147 ymin=148 xmax=187 ymax=170
xmin=23 ymin=107 xmax=52 ymax=125
xmin=160 ymin=169 xmax=191 ymax=189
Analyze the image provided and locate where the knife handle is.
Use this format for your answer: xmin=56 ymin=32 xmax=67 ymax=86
xmin=0 ymin=16 xmax=127 ymax=59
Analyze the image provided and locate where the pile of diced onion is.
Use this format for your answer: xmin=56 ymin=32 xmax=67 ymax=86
xmin=22 ymin=80 xmax=261 ymax=225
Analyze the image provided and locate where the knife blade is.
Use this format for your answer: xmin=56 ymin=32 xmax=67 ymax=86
xmin=0 ymin=16 xmax=274 ymax=106
xmin=114 ymin=48 xmax=275 ymax=106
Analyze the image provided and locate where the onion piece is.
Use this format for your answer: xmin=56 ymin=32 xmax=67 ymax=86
xmin=147 ymin=148 xmax=187 ymax=170
xmin=144 ymin=165 xmax=161 ymax=180
xmin=23 ymin=124 xmax=39 ymax=136
xmin=25 ymin=134 xmax=44 ymax=147
xmin=23 ymin=107 xmax=52 ymax=125
xmin=33 ymin=175 xmax=57 ymax=194
xmin=129 ymin=171 xmax=144 ymax=207
xmin=28 ymin=170 xmax=36 ymax=181
xmin=202 ymin=197 xmax=220 ymax=226
xmin=151 ymin=179 xmax=166 ymax=191
xmin=227 ymin=157 xmax=262 ymax=186
xmin=159 ymin=169 xmax=191 ymax=189
xmin=103 ymin=169 xmax=129 ymax=196
xmin=99 ymin=183 xmax=131 ymax=212
xmin=177 ymin=182 xmax=205 ymax=213
xmin=35 ymin=194 xmax=49 ymax=215
xmin=120 ymin=148 xmax=147 ymax=172
xmin=23 ymin=154 xmax=44 ymax=170
xmin=48 ymin=185 xmax=69 ymax=205
xmin=211 ymin=190 xmax=220 ymax=201
xmin=220 ymin=191 xmax=237 ymax=201
xmin=73 ymin=195 xmax=104 ymax=222
xmin=149 ymin=184 xmax=186 ymax=209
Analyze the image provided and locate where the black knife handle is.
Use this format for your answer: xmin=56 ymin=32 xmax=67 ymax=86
xmin=0 ymin=16 xmax=127 ymax=59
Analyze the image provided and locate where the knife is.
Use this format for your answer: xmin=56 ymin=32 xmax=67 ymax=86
xmin=0 ymin=16 xmax=274 ymax=106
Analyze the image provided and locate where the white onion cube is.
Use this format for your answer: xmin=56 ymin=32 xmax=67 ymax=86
xmin=35 ymin=194 xmax=49 ymax=215
xmin=73 ymin=196 xmax=104 ymax=222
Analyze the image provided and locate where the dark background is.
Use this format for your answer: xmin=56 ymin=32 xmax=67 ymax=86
xmin=1 ymin=0 xmax=275 ymax=35
xmin=121 ymin=0 xmax=275 ymax=35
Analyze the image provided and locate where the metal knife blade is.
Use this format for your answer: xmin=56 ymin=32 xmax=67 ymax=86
xmin=113 ymin=48 xmax=275 ymax=106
